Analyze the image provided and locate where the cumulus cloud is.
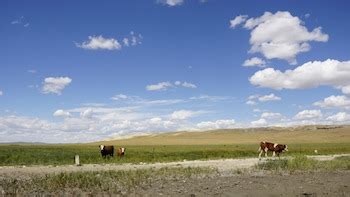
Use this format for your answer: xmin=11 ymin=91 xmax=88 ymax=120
xmin=181 ymin=82 xmax=197 ymax=88
xmin=146 ymin=82 xmax=173 ymax=91
xmin=243 ymin=57 xmax=266 ymax=67
xmin=326 ymin=112 xmax=350 ymax=122
xmin=171 ymin=110 xmax=201 ymax=120
xmin=42 ymin=77 xmax=72 ymax=95
xmin=313 ymin=95 xmax=350 ymax=110
xmin=230 ymin=15 xmax=248 ymax=29
xmin=294 ymin=110 xmax=322 ymax=120
xmin=261 ymin=112 xmax=282 ymax=119
xmin=232 ymin=11 xmax=328 ymax=64
xmin=250 ymin=59 xmax=350 ymax=94
xmin=158 ymin=0 xmax=184 ymax=6
xmin=246 ymin=100 xmax=257 ymax=105
xmin=146 ymin=81 xmax=197 ymax=91
xmin=246 ymin=93 xmax=281 ymax=105
xmin=111 ymin=94 xmax=129 ymax=101
xmin=80 ymin=108 xmax=94 ymax=119
xmin=53 ymin=110 xmax=71 ymax=118
xmin=76 ymin=35 xmax=122 ymax=50
xmin=251 ymin=118 xmax=267 ymax=127
xmin=258 ymin=93 xmax=281 ymax=102
xmin=196 ymin=119 xmax=236 ymax=130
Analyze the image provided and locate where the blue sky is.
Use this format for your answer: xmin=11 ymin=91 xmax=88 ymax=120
xmin=1 ymin=0 xmax=350 ymax=143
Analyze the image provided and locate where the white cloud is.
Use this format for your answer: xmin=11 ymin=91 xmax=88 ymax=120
xmin=146 ymin=82 xmax=173 ymax=91
xmin=197 ymin=119 xmax=235 ymax=130
xmin=171 ymin=110 xmax=199 ymax=120
xmin=181 ymin=82 xmax=197 ymax=88
xmin=146 ymin=81 xmax=197 ymax=91
xmin=246 ymin=100 xmax=257 ymax=105
xmin=261 ymin=112 xmax=282 ymax=119
xmin=27 ymin=69 xmax=37 ymax=74
xmin=294 ymin=110 xmax=322 ymax=120
xmin=80 ymin=108 xmax=94 ymax=119
xmin=158 ymin=0 xmax=184 ymax=6
xmin=251 ymin=118 xmax=267 ymax=127
xmin=230 ymin=15 xmax=248 ymax=29
xmin=0 ymin=90 xmax=3 ymax=96
xmin=123 ymin=38 xmax=129 ymax=47
xmin=111 ymin=94 xmax=129 ymax=101
xmin=243 ymin=57 xmax=266 ymax=67
xmin=235 ymin=11 xmax=328 ymax=64
xmin=326 ymin=112 xmax=350 ymax=122
xmin=189 ymin=95 xmax=231 ymax=102
xmin=258 ymin=93 xmax=281 ymax=102
xmin=313 ymin=95 xmax=350 ymax=110
xmin=42 ymin=77 xmax=72 ymax=95
xmin=246 ymin=93 xmax=281 ymax=105
xmin=76 ymin=35 xmax=122 ymax=50
xmin=11 ymin=16 xmax=29 ymax=27
xmin=250 ymin=59 xmax=350 ymax=95
xmin=53 ymin=110 xmax=71 ymax=118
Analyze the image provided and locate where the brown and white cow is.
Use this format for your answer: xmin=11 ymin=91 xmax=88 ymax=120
xmin=258 ymin=141 xmax=288 ymax=159
xmin=99 ymin=145 xmax=114 ymax=158
xmin=117 ymin=147 xmax=126 ymax=157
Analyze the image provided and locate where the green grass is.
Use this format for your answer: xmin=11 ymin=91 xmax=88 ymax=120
xmin=0 ymin=143 xmax=349 ymax=166
xmin=1 ymin=167 xmax=214 ymax=195
xmin=256 ymin=156 xmax=350 ymax=171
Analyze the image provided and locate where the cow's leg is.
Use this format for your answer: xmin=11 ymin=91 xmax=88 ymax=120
xmin=264 ymin=148 xmax=268 ymax=157
xmin=259 ymin=150 xmax=263 ymax=159
xmin=272 ymin=151 xmax=276 ymax=157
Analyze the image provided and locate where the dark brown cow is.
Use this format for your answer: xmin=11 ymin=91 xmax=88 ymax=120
xmin=117 ymin=147 xmax=126 ymax=157
xmin=258 ymin=141 xmax=288 ymax=159
xmin=99 ymin=145 xmax=114 ymax=158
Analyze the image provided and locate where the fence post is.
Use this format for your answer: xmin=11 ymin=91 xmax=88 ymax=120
xmin=75 ymin=155 xmax=80 ymax=166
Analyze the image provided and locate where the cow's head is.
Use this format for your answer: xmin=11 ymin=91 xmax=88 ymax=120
xmin=284 ymin=145 xmax=288 ymax=152
xmin=99 ymin=145 xmax=104 ymax=150
xmin=121 ymin=147 xmax=126 ymax=154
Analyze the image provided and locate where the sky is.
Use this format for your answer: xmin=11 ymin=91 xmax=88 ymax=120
xmin=1 ymin=0 xmax=350 ymax=143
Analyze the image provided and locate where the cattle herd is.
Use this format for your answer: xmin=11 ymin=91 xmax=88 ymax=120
xmin=99 ymin=145 xmax=126 ymax=158
xmin=98 ymin=141 xmax=288 ymax=159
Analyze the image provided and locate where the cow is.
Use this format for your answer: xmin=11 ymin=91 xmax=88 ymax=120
xmin=258 ymin=141 xmax=288 ymax=159
xmin=99 ymin=145 xmax=114 ymax=158
xmin=117 ymin=147 xmax=126 ymax=157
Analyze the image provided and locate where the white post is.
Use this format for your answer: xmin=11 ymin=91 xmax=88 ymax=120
xmin=75 ymin=155 xmax=80 ymax=166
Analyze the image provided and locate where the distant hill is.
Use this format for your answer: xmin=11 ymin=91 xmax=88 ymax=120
xmin=92 ymin=125 xmax=350 ymax=146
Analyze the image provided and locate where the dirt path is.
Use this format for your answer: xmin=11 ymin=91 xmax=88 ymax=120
xmin=1 ymin=154 xmax=349 ymax=178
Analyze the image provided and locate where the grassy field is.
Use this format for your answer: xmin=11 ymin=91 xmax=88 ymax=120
xmin=1 ymin=167 xmax=213 ymax=195
xmin=0 ymin=143 xmax=349 ymax=166
xmin=0 ymin=126 xmax=349 ymax=166
xmin=256 ymin=156 xmax=350 ymax=171
xmin=97 ymin=125 xmax=350 ymax=145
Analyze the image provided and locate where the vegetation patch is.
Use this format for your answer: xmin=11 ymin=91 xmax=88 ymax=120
xmin=0 ymin=143 xmax=349 ymax=166
xmin=256 ymin=156 xmax=350 ymax=172
xmin=0 ymin=167 xmax=215 ymax=195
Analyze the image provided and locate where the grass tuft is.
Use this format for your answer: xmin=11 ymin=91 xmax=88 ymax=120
xmin=256 ymin=156 xmax=350 ymax=171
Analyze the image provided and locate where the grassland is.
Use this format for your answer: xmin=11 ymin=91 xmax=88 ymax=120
xmin=256 ymin=156 xmax=350 ymax=171
xmin=97 ymin=125 xmax=350 ymax=145
xmin=0 ymin=126 xmax=349 ymax=166
xmin=0 ymin=167 xmax=214 ymax=195
xmin=0 ymin=143 xmax=349 ymax=166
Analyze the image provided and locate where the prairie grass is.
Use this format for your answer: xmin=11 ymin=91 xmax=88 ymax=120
xmin=0 ymin=143 xmax=349 ymax=166
xmin=256 ymin=156 xmax=350 ymax=171
xmin=0 ymin=167 xmax=214 ymax=195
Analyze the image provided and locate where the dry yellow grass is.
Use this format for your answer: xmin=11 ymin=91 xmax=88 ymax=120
xmin=95 ymin=125 xmax=350 ymax=146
